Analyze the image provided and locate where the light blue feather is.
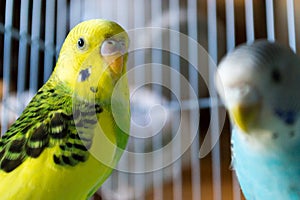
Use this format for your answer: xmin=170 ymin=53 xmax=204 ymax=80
xmin=232 ymin=127 xmax=300 ymax=200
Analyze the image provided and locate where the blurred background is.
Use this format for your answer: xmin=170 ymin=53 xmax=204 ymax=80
xmin=0 ymin=0 xmax=299 ymax=199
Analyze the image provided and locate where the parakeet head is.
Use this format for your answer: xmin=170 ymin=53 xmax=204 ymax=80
xmin=52 ymin=19 xmax=129 ymax=101
xmin=216 ymin=40 xmax=300 ymax=139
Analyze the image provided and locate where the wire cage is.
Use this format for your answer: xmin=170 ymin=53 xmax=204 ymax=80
xmin=0 ymin=0 xmax=298 ymax=199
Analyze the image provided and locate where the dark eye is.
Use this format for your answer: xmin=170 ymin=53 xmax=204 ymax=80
xmin=77 ymin=38 xmax=86 ymax=49
xmin=271 ymin=68 xmax=281 ymax=83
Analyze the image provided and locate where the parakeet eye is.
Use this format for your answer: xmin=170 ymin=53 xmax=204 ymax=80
xmin=101 ymin=39 xmax=126 ymax=56
xmin=271 ymin=68 xmax=281 ymax=83
xmin=77 ymin=38 xmax=86 ymax=50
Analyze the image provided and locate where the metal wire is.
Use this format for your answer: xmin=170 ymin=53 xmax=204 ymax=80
xmin=44 ymin=0 xmax=56 ymax=82
xmin=207 ymin=0 xmax=222 ymax=200
xmin=56 ymin=0 xmax=67 ymax=58
xmin=169 ymin=1 xmax=183 ymax=200
xmin=1 ymin=0 xmax=14 ymax=134
xmin=286 ymin=0 xmax=296 ymax=52
xmin=29 ymin=0 xmax=42 ymax=92
xmin=187 ymin=0 xmax=201 ymax=199
xmin=133 ymin=1 xmax=146 ymax=199
xmin=17 ymin=0 xmax=29 ymax=99
xmin=151 ymin=1 xmax=164 ymax=200
xmin=245 ymin=0 xmax=255 ymax=43
xmin=225 ymin=0 xmax=235 ymax=51
xmin=265 ymin=0 xmax=275 ymax=41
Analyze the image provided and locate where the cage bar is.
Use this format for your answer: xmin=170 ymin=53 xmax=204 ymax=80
xmin=265 ymin=0 xmax=275 ymax=41
xmin=56 ymin=0 xmax=67 ymax=58
xmin=245 ymin=0 xmax=255 ymax=43
xmin=286 ymin=0 xmax=296 ymax=51
xmin=225 ymin=0 xmax=235 ymax=51
xmin=1 ymin=0 xmax=14 ymax=134
xmin=187 ymin=0 xmax=201 ymax=200
xmin=44 ymin=0 xmax=55 ymax=82
xmin=151 ymin=0 xmax=164 ymax=200
xmin=17 ymin=0 xmax=29 ymax=103
xmin=207 ymin=0 xmax=222 ymax=200
xmin=29 ymin=0 xmax=42 ymax=92
xmin=169 ymin=1 xmax=183 ymax=200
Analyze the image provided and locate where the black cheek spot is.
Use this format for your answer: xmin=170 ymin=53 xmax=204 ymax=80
xmin=90 ymin=87 xmax=98 ymax=93
xmin=272 ymin=132 xmax=278 ymax=139
xmin=95 ymin=104 xmax=103 ymax=113
xmin=78 ymin=68 xmax=91 ymax=82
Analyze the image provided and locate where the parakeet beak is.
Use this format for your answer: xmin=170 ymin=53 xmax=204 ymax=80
xmin=103 ymin=53 xmax=124 ymax=75
xmin=221 ymin=83 xmax=262 ymax=133
xmin=101 ymin=39 xmax=127 ymax=76
xmin=230 ymin=102 xmax=261 ymax=133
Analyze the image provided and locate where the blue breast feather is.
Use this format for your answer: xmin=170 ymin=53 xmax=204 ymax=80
xmin=232 ymin=128 xmax=300 ymax=200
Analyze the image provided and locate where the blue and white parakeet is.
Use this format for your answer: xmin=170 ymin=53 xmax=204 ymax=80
xmin=215 ymin=40 xmax=300 ymax=199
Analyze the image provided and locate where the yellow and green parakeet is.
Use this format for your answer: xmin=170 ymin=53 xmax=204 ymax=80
xmin=0 ymin=19 xmax=130 ymax=199
xmin=216 ymin=40 xmax=300 ymax=199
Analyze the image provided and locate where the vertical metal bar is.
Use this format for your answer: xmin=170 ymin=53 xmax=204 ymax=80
xmin=187 ymin=0 xmax=201 ymax=200
xmin=93 ymin=0 xmax=102 ymax=19
xmin=225 ymin=0 xmax=235 ymax=51
xmin=133 ymin=1 xmax=146 ymax=199
xmin=70 ymin=0 xmax=82 ymax=29
xmin=207 ymin=0 xmax=222 ymax=200
xmin=117 ymin=0 xmax=129 ymax=29
xmin=1 ymin=0 xmax=14 ymax=134
xmin=82 ymin=0 xmax=94 ymax=20
xmin=169 ymin=1 xmax=182 ymax=200
xmin=17 ymin=0 xmax=29 ymax=101
xmin=286 ymin=0 xmax=296 ymax=52
xmin=265 ymin=0 xmax=275 ymax=41
xmin=44 ymin=0 xmax=55 ymax=82
xmin=100 ymin=0 xmax=114 ymax=20
xmin=114 ymin=0 xmax=130 ymax=197
xmin=151 ymin=1 xmax=163 ymax=199
xmin=56 ymin=0 xmax=67 ymax=58
xmin=245 ymin=0 xmax=255 ymax=43
xmin=29 ymin=0 xmax=42 ymax=92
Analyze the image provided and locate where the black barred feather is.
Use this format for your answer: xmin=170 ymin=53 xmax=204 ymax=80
xmin=0 ymin=80 xmax=104 ymax=173
xmin=8 ymin=139 xmax=25 ymax=153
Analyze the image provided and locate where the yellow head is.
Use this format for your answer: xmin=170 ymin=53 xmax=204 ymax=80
xmin=52 ymin=19 xmax=129 ymax=101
